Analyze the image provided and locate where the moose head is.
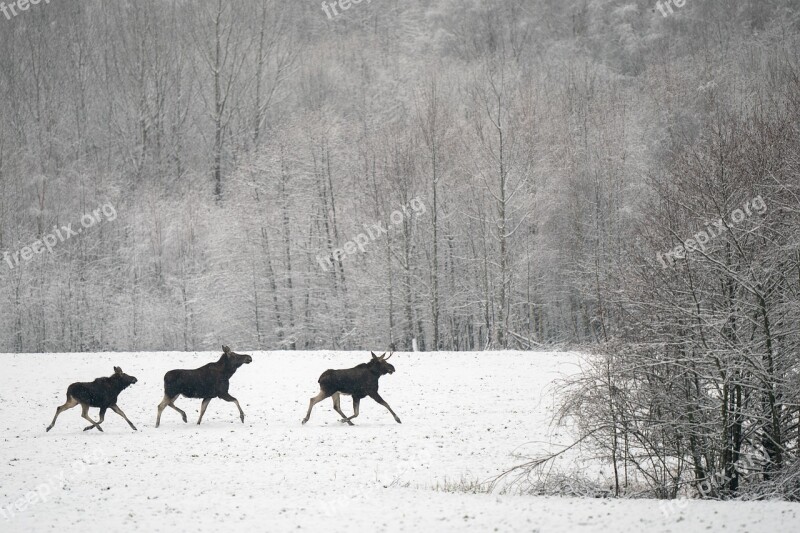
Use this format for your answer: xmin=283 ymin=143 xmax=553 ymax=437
xmin=222 ymin=345 xmax=253 ymax=368
xmin=113 ymin=366 xmax=138 ymax=386
xmin=368 ymin=351 xmax=395 ymax=375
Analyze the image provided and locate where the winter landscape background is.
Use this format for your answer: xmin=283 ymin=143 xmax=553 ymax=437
xmin=1 ymin=0 xmax=800 ymax=531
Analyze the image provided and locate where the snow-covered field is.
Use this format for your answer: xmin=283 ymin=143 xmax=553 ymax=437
xmin=0 ymin=350 xmax=797 ymax=532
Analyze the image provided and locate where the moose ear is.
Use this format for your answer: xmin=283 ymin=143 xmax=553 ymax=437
xmin=114 ymin=366 xmax=122 ymax=374
xmin=222 ymin=345 xmax=231 ymax=354
xmin=371 ymin=351 xmax=378 ymax=359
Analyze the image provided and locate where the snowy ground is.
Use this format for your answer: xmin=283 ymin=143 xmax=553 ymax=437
xmin=0 ymin=350 xmax=797 ymax=532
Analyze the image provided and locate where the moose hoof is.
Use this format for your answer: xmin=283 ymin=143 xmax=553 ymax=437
xmin=96 ymin=425 xmax=104 ymax=432
xmin=182 ymin=416 xmax=187 ymax=423
xmin=131 ymin=426 xmax=138 ymax=431
xmin=395 ymin=418 xmax=402 ymax=424
xmin=46 ymin=426 xmax=52 ymax=432
xmin=301 ymin=418 xmax=308 ymax=425
xmin=240 ymin=415 xmax=245 ymax=423
xmin=83 ymin=426 xmax=93 ymax=431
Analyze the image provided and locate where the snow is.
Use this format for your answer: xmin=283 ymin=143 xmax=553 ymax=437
xmin=0 ymin=350 xmax=797 ymax=532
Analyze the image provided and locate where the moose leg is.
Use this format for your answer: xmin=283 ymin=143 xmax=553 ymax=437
xmin=345 ymin=397 xmax=361 ymax=423
xmin=368 ymin=392 xmax=402 ymax=424
xmin=84 ymin=407 xmax=106 ymax=431
xmin=332 ymin=393 xmax=353 ymax=426
xmin=110 ymin=404 xmax=137 ymax=431
xmin=218 ymin=392 xmax=245 ymax=423
xmin=302 ymin=390 xmax=331 ymax=424
xmin=168 ymin=399 xmax=188 ymax=423
xmin=156 ymin=394 xmax=187 ymax=427
xmin=80 ymin=404 xmax=103 ymax=432
xmin=46 ymin=395 xmax=78 ymax=432
xmin=156 ymin=395 xmax=169 ymax=428
xmin=197 ymin=398 xmax=212 ymax=425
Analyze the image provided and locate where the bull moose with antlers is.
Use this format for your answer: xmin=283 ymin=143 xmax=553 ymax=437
xmin=302 ymin=351 xmax=402 ymax=425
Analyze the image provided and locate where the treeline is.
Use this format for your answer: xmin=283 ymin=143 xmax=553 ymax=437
xmin=0 ymin=0 xmax=797 ymax=356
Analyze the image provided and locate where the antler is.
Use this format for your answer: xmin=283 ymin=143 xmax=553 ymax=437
xmin=384 ymin=350 xmax=394 ymax=361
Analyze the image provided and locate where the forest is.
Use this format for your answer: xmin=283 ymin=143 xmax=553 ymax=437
xmin=0 ymin=0 xmax=795 ymax=354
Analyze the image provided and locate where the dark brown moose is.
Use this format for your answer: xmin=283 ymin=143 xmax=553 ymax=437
xmin=156 ymin=345 xmax=252 ymax=427
xmin=302 ymin=351 xmax=401 ymax=425
xmin=46 ymin=366 xmax=138 ymax=432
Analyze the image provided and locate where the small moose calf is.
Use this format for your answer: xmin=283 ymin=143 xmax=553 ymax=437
xmin=46 ymin=366 xmax=138 ymax=432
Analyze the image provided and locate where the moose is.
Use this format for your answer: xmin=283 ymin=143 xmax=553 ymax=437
xmin=156 ymin=345 xmax=252 ymax=427
xmin=46 ymin=366 xmax=139 ymax=432
xmin=302 ymin=351 xmax=402 ymax=425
